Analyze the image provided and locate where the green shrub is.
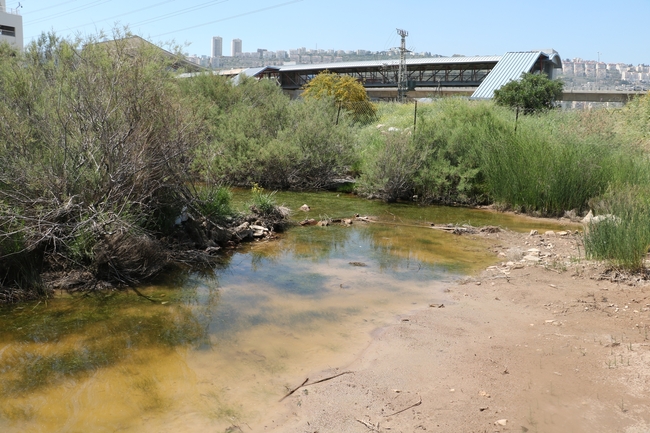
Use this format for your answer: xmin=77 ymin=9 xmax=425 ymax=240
xmin=494 ymin=72 xmax=564 ymax=113
xmin=584 ymin=186 xmax=650 ymax=271
xmin=196 ymin=185 xmax=234 ymax=221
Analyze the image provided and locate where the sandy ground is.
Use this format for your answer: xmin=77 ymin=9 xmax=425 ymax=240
xmin=258 ymin=227 xmax=650 ymax=433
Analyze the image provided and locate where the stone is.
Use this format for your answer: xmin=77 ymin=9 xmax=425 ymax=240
xmin=523 ymin=255 xmax=541 ymax=262
xmin=529 ymin=229 xmax=538 ymax=236
xmin=544 ymin=230 xmax=555 ymax=236
xmin=299 ymin=204 xmax=310 ymax=212
xmin=557 ymin=231 xmax=569 ymax=236
xmin=495 ymin=419 xmax=508 ymax=426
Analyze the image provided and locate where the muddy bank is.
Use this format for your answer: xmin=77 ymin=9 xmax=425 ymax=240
xmin=0 ymin=206 xmax=292 ymax=304
xmin=262 ymin=228 xmax=650 ymax=433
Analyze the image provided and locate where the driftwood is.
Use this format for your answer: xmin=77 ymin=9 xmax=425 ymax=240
xmin=384 ymin=395 xmax=422 ymax=417
xmin=356 ymin=418 xmax=380 ymax=431
xmin=279 ymin=378 xmax=309 ymax=402
xmin=279 ymin=371 xmax=353 ymax=402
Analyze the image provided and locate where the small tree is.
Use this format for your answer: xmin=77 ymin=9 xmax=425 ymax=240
xmin=494 ymin=72 xmax=564 ymax=113
xmin=301 ymin=70 xmax=376 ymax=121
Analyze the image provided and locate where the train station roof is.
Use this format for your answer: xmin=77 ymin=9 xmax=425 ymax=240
xmin=470 ymin=50 xmax=562 ymax=99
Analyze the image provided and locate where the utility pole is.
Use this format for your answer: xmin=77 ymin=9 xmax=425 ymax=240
xmin=396 ymin=28 xmax=409 ymax=102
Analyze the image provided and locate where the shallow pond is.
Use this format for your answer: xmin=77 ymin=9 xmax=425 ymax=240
xmin=0 ymin=193 xmax=571 ymax=432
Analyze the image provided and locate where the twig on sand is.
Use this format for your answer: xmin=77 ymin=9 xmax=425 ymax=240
xmin=279 ymin=378 xmax=309 ymax=402
xmin=384 ymin=395 xmax=422 ymax=417
xmin=304 ymin=371 xmax=353 ymax=387
xmin=356 ymin=418 xmax=380 ymax=431
xmin=279 ymin=371 xmax=353 ymax=402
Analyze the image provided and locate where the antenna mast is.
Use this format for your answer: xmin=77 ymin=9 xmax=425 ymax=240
xmin=396 ymin=28 xmax=409 ymax=102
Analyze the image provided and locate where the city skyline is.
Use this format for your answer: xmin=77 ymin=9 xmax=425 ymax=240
xmin=9 ymin=0 xmax=650 ymax=66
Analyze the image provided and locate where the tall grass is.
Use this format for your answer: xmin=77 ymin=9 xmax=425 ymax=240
xmin=481 ymin=115 xmax=619 ymax=216
xmin=584 ymin=186 xmax=650 ymax=271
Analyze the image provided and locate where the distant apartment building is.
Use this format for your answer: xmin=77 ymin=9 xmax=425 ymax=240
xmin=211 ymin=36 xmax=222 ymax=57
xmin=0 ymin=0 xmax=23 ymax=50
xmin=231 ymin=38 xmax=242 ymax=57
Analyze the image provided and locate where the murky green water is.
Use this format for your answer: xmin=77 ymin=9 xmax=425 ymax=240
xmin=0 ymin=193 xmax=571 ymax=432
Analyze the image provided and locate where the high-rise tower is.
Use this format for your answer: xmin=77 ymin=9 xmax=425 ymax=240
xmin=231 ymin=38 xmax=242 ymax=57
xmin=0 ymin=0 xmax=23 ymax=50
xmin=211 ymin=36 xmax=222 ymax=57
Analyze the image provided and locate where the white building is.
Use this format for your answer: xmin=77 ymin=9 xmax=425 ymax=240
xmin=0 ymin=0 xmax=23 ymax=50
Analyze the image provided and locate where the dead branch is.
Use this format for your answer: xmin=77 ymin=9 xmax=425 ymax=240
xmin=356 ymin=418 xmax=380 ymax=432
xmin=279 ymin=378 xmax=309 ymax=402
xmin=303 ymin=371 xmax=353 ymax=387
xmin=384 ymin=395 xmax=422 ymax=417
xmin=279 ymin=371 xmax=353 ymax=402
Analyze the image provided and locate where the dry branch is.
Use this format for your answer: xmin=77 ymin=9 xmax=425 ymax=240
xmin=279 ymin=371 xmax=353 ymax=402
xmin=384 ymin=395 xmax=422 ymax=417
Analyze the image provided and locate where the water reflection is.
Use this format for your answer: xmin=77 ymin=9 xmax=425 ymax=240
xmin=0 ymin=192 xmax=573 ymax=432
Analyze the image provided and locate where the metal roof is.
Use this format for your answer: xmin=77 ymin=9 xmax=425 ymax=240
xmin=277 ymin=55 xmax=502 ymax=72
xmin=470 ymin=51 xmax=558 ymax=99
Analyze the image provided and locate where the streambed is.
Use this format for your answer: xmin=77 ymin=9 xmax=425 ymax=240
xmin=0 ymin=192 xmax=570 ymax=432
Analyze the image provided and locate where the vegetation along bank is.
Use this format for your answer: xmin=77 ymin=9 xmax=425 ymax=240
xmin=1 ymin=32 xmax=650 ymax=303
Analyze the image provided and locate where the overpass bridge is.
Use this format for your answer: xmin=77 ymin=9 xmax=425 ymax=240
xmin=220 ymin=51 xmax=647 ymax=103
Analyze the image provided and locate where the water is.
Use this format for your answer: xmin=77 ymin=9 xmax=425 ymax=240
xmin=0 ymin=192 xmax=571 ymax=432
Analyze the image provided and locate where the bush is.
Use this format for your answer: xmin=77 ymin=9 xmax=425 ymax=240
xmin=187 ymin=75 xmax=357 ymax=190
xmin=494 ymin=72 xmax=563 ymax=113
xmin=0 ymin=30 xmax=204 ymax=294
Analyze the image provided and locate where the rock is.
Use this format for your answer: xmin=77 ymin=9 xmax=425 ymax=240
xmin=581 ymin=210 xmax=594 ymax=223
xmin=523 ymin=255 xmax=541 ymax=262
xmin=300 ymin=219 xmax=317 ymax=226
xmin=342 ymin=218 xmax=353 ymax=226
xmin=495 ymin=419 xmax=508 ymax=426
xmin=349 ymin=261 xmax=367 ymax=267
xmin=529 ymin=229 xmax=538 ymax=236
xmin=526 ymin=248 xmax=541 ymax=256
xmin=205 ymin=246 xmax=221 ymax=255
xmin=317 ymin=220 xmax=330 ymax=227
xmin=557 ymin=231 xmax=569 ymax=236
xmin=544 ymin=230 xmax=555 ymax=236
xmin=480 ymin=226 xmax=501 ymax=233
xmin=299 ymin=204 xmax=310 ymax=212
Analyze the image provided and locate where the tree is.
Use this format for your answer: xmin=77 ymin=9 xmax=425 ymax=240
xmin=493 ymin=72 xmax=564 ymax=113
xmin=301 ymin=70 xmax=376 ymax=121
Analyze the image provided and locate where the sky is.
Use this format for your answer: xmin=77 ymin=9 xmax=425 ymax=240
xmin=8 ymin=0 xmax=650 ymax=65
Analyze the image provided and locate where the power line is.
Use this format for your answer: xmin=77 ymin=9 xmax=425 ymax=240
xmin=131 ymin=0 xmax=229 ymax=27
xmin=54 ymin=0 xmax=180 ymax=33
xmin=26 ymin=0 xmax=112 ymax=25
xmin=17 ymin=0 xmax=80 ymax=16
xmin=151 ymin=0 xmax=303 ymax=39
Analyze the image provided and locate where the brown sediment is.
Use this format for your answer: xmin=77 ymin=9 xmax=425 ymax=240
xmin=263 ymin=229 xmax=650 ymax=433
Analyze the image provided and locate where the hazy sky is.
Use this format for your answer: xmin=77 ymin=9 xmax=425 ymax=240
xmin=11 ymin=0 xmax=650 ymax=64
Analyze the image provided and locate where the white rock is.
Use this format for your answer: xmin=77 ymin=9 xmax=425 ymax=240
xmin=495 ymin=419 xmax=508 ymax=426
xmin=523 ymin=255 xmax=541 ymax=262
xmin=544 ymin=230 xmax=555 ymax=236
xmin=529 ymin=229 xmax=538 ymax=236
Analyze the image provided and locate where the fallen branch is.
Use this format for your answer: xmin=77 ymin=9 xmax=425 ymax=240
xmin=279 ymin=378 xmax=309 ymax=402
xmin=356 ymin=418 xmax=380 ymax=432
xmin=384 ymin=395 xmax=422 ymax=417
xmin=303 ymin=370 xmax=353 ymax=387
xmin=279 ymin=371 xmax=353 ymax=402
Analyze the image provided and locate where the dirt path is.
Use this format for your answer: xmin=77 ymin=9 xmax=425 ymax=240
xmin=260 ymin=229 xmax=650 ymax=433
